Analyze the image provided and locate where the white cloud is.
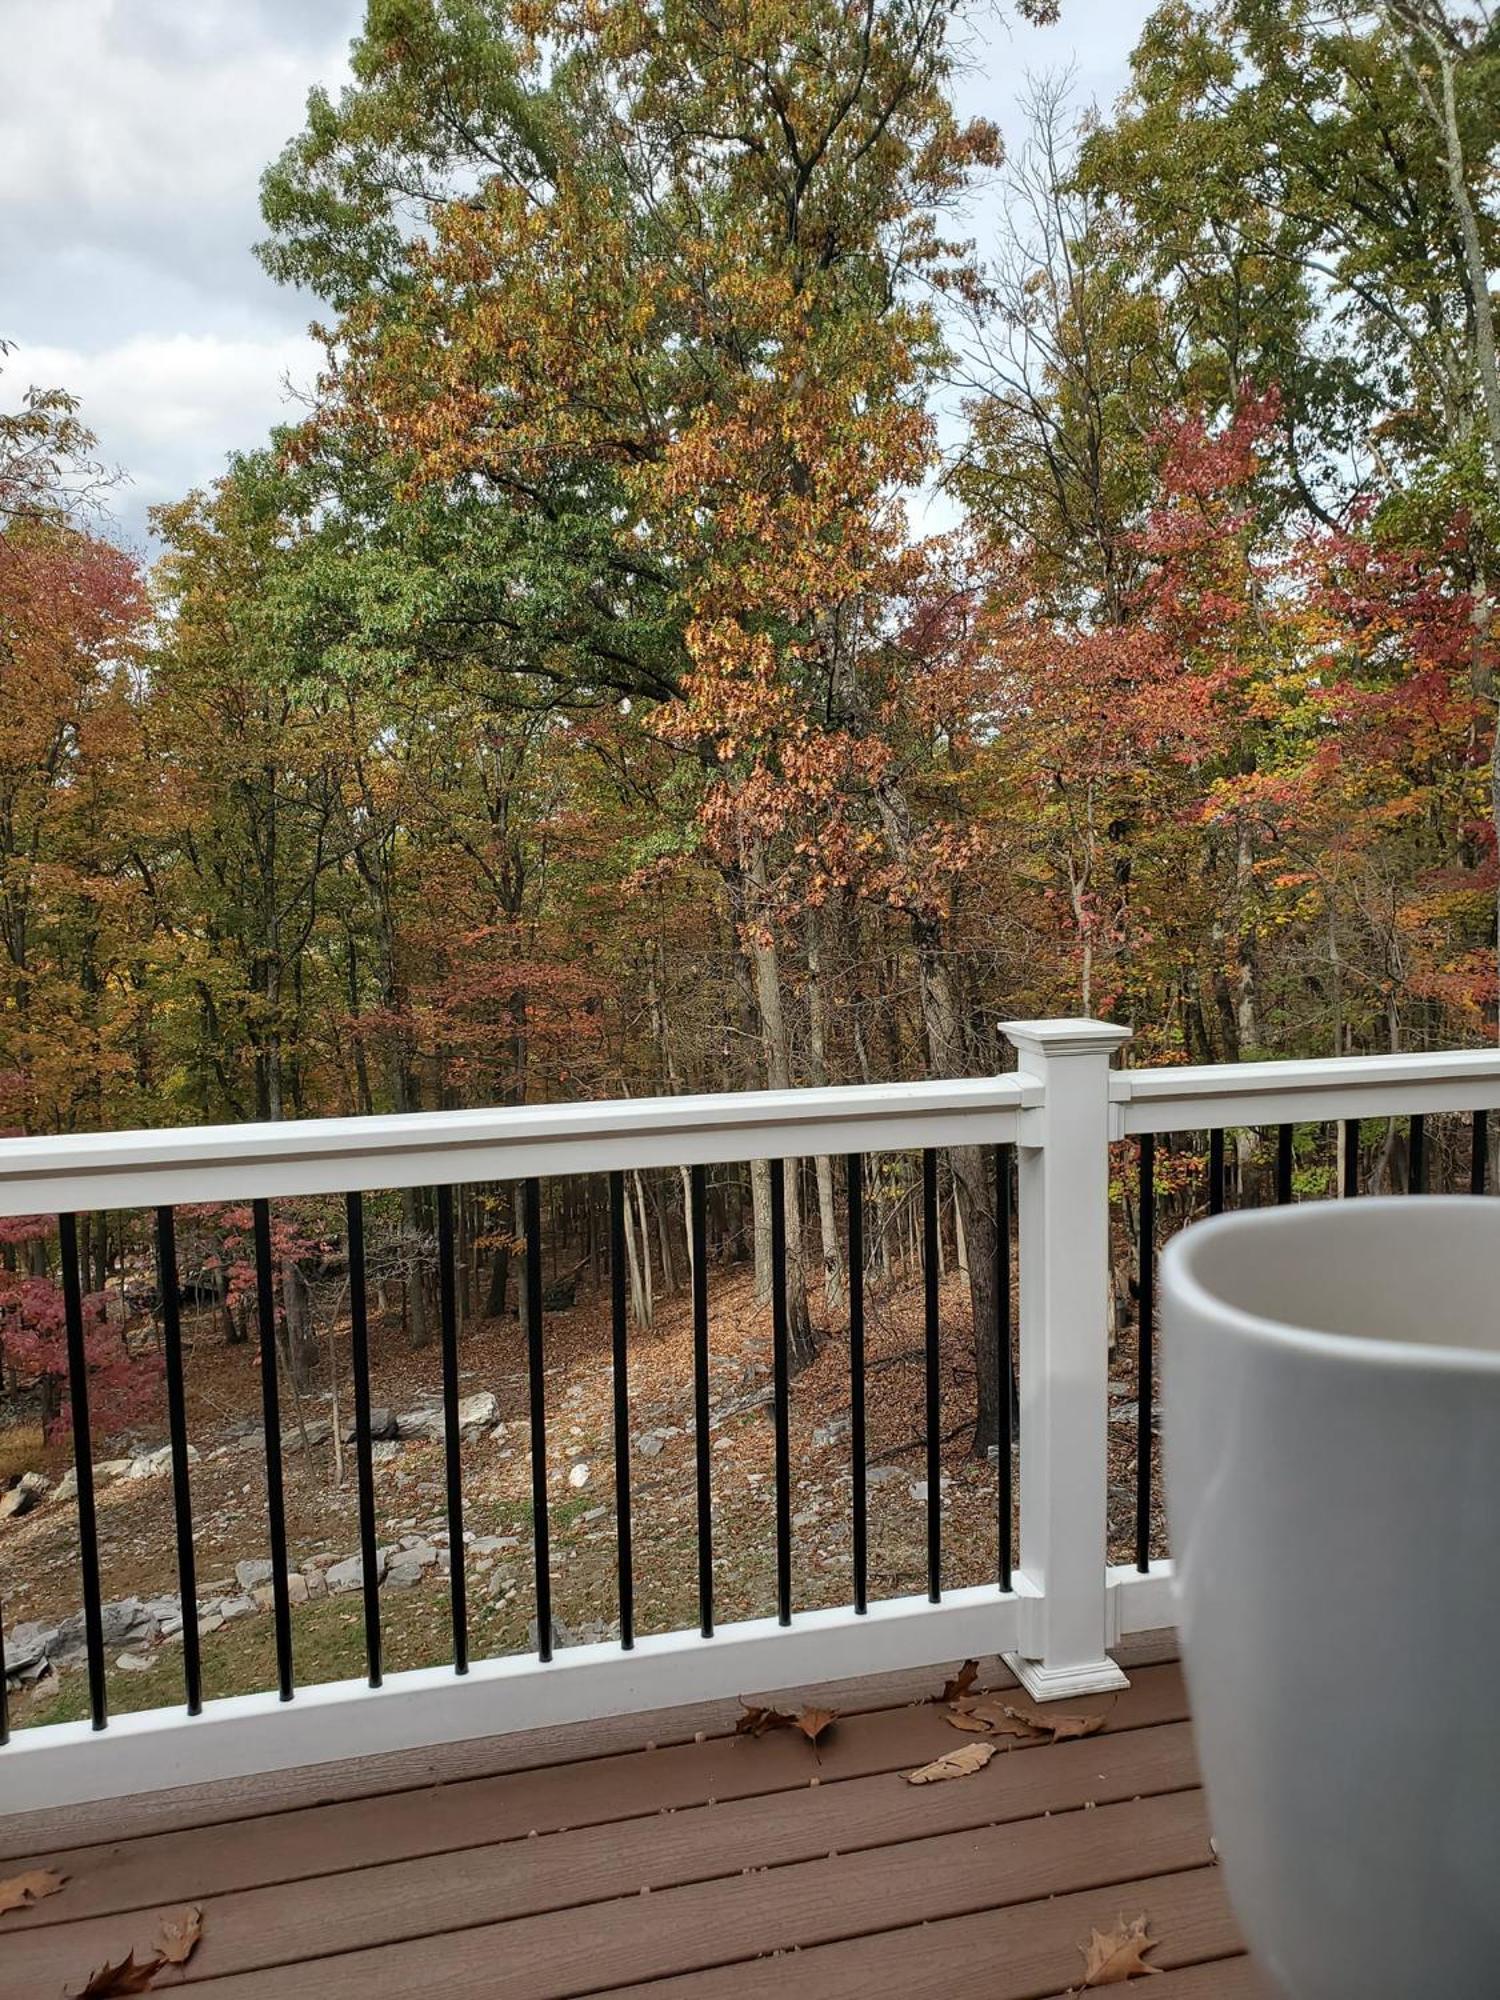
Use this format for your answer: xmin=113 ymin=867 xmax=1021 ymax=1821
xmin=6 ymin=331 xmax=322 ymax=549
xmin=0 ymin=0 xmax=1155 ymax=552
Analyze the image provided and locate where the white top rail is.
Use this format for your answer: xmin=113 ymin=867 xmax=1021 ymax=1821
xmin=0 ymin=1076 xmax=1035 ymax=1217
xmin=1112 ymin=1048 xmax=1500 ymax=1136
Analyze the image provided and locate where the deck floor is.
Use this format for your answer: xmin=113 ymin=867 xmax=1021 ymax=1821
xmin=0 ymin=1648 xmax=1268 ymax=1998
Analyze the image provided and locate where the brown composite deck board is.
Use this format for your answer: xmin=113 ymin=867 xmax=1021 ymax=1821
xmin=4 ymin=1662 xmax=1190 ymax=1929
xmin=0 ymin=1723 xmax=1203 ymax=1992
xmin=599 ymin=1865 xmax=1240 ymax=1999
xmin=79 ymin=1790 xmax=1213 ymax=2000
xmin=0 ymin=1646 xmax=1253 ymax=1999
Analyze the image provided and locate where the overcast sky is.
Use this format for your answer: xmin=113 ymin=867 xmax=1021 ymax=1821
xmin=1 ymin=0 xmax=1156 ymax=552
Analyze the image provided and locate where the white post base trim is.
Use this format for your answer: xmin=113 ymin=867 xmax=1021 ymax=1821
xmin=1107 ymin=1559 xmax=1176 ymax=1641
xmin=1 ymin=1582 xmax=1035 ymax=1817
xmin=1001 ymin=1650 xmax=1131 ymax=1702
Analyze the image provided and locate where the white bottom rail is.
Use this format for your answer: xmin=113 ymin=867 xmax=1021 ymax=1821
xmin=2 ymin=1568 xmax=1177 ymax=1814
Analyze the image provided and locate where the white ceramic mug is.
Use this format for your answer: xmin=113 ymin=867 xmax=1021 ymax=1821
xmin=1161 ymin=1196 xmax=1500 ymax=1999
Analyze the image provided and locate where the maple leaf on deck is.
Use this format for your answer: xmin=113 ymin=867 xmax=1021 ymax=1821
xmin=905 ymin=1741 xmax=996 ymax=1783
xmin=736 ymin=1701 xmax=840 ymax=1749
xmin=794 ymin=1707 xmax=838 ymax=1748
xmin=940 ymin=1659 xmax=980 ymax=1703
xmin=155 ymin=1905 xmax=203 ymax=1966
xmin=69 ymin=1950 xmax=165 ymax=1997
xmin=1080 ymin=1913 xmax=1162 ymax=1985
xmin=0 ymin=1868 xmax=67 ymax=1917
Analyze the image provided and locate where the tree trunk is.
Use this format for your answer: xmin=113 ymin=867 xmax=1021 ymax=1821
xmin=806 ymin=925 xmax=846 ymax=1312
xmin=744 ymin=842 xmax=816 ymax=1364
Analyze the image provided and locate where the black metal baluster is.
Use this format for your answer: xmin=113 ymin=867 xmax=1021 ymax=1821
xmin=690 ymin=1164 xmax=713 ymax=1638
xmin=1275 ymin=1124 xmax=1294 ymax=1205
xmin=523 ymin=1177 xmax=552 ymax=1660
xmin=1472 ymin=1110 xmax=1489 ymax=1195
xmin=1409 ymin=1113 xmax=1426 ymax=1193
xmin=922 ymin=1148 xmax=941 ymax=1603
xmin=345 ymin=1192 xmax=382 ymax=1687
xmin=846 ymin=1155 xmax=867 ymax=1616
xmin=769 ymin=1157 xmax=792 ymax=1626
xmin=1342 ymin=1120 xmax=1361 ymax=1199
xmin=1208 ymin=1128 xmax=1226 ymax=1215
xmin=996 ymin=1143 xmax=1013 ymax=1596
xmin=436 ymin=1186 xmax=468 ymax=1676
xmin=155 ymin=1207 xmax=201 ymax=1715
xmin=252 ymin=1199 xmax=294 ymax=1701
xmin=0 ymin=1597 xmax=7 ymax=1745
xmin=58 ymin=1214 xmax=106 ymax=1729
xmin=1136 ymin=1134 xmax=1155 ymax=1574
xmin=609 ymin=1173 xmax=634 ymax=1649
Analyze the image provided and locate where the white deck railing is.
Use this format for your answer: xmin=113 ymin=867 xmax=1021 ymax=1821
xmin=2 ymin=1018 xmax=1496 ymax=1816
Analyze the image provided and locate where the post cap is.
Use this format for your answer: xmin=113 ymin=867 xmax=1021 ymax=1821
xmin=1001 ymin=1017 xmax=1132 ymax=1059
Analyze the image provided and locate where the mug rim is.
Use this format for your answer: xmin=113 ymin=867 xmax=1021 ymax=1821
xmin=1160 ymin=1195 xmax=1500 ymax=1377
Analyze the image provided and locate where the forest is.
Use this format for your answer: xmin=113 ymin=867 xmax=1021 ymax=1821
xmin=2 ymin=0 xmax=1498 ymax=1474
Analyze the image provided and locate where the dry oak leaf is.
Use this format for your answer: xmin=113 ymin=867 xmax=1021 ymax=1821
xmin=944 ymin=1699 xmax=1047 ymax=1740
xmin=155 ymin=1905 xmax=203 ymax=1966
xmin=940 ymin=1658 xmax=980 ymax=1704
xmin=794 ymin=1707 xmax=838 ymax=1748
xmin=943 ymin=1708 xmax=997 ymax=1735
xmin=0 ymin=1867 xmax=67 ymax=1917
xmin=69 ymin=1950 xmax=165 ymax=1997
xmin=906 ymin=1741 xmax=997 ymax=1784
xmin=1001 ymin=1703 xmax=1106 ymax=1744
xmin=1080 ymin=1913 xmax=1162 ymax=1986
xmin=735 ymin=1702 xmax=797 ymax=1738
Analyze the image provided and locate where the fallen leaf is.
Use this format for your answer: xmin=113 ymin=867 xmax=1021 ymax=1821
xmin=996 ymin=1703 xmax=1106 ymax=1744
xmin=0 ymin=1868 xmax=67 ymax=1918
xmin=794 ymin=1707 xmax=838 ymax=1748
xmin=1048 ymin=1711 xmax=1108 ymax=1742
xmin=735 ymin=1701 xmax=797 ymax=1737
xmin=155 ymin=1906 xmax=203 ymax=1966
xmin=905 ymin=1741 xmax=996 ymax=1784
xmin=1080 ymin=1913 xmax=1161 ymax=1985
xmin=943 ymin=1708 xmax=996 ymax=1734
xmin=70 ymin=1950 xmax=164 ymax=1996
xmin=945 ymin=1699 xmax=1047 ymax=1739
xmin=940 ymin=1658 xmax=980 ymax=1703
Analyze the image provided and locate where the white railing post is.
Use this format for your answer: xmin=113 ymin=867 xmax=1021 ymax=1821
xmin=1001 ymin=1017 xmax=1132 ymax=1700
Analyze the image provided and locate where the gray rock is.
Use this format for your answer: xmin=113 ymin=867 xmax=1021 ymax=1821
xmin=218 ymin=1595 xmax=256 ymax=1623
xmin=468 ymin=1535 xmax=519 ymax=1555
xmin=50 ymin=1598 xmax=154 ymax=1664
xmin=235 ymin=1559 xmax=274 ymax=1592
xmin=456 ymin=1391 xmax=498 ymax=1435
xmin=127 ymin=1444 xmax=201 ymax=1481
xmin=197 ymin=1613 xmax=226 ymax=1637
xmin=528 ymin=1616 xmax=576 ymax=1651
xmin=385 ymin=1559 xmax=428 ymax=1589
xmin=327 ymin=1551 xmax=386 ymax=1594
xmin=865 ymin=1466 xmax=904 ymax=1487
xmin=814 ymin=1416 xmax=852 ymax=1447
xmin=0 ymin=1485 xmax=35 ymax=1521
xmin=395 ymin=1407 xmax=443 ymax=1442
xmin=116 ymin=1652 xmax=154 ymax=1673
xmin=282 ymin=1417 xmax=333 ymax=1451
xmin=371 ymin=1440 xmax=402 ymax=1463
xmin=345 ymin=1408 xmax=401 ymax=1443
xmin=3 ymin=1622 xmax=57 ymax=1680
xmin=636 ymin=1433 xmax=664 ymax=1458
xmin=140 ymin=1596 xmax=182 ymax=1625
